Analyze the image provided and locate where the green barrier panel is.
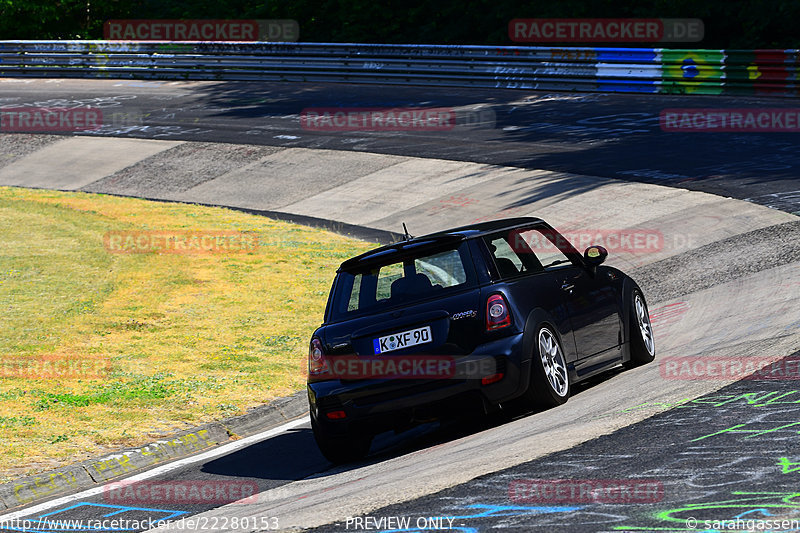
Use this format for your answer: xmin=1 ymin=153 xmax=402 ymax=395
xmin=660 ymin=49 xmax=725 ymax=95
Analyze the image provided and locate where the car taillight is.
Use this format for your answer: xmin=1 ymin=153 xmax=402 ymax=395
xmin=481 ymin=373 xmax=504 ymax=386
xmin=486 ymin=293 xmax=512 ymax=331
xmin=308 ymin=338 xmax=330 ymax=379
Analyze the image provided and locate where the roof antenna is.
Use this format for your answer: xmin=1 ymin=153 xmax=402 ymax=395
xmin=402 ymin=222 xmax=413 ymax=241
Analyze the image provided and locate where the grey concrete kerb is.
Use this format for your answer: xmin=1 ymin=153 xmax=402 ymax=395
xmin=0 ymin=391 xmax=308 ymax=512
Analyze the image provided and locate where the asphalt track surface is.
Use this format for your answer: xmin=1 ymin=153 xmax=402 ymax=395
xmin=0 ymin=77 xmax=799 ymax=215
xmin=0 ymin=78 xmax=799 ymax=533
xmin=311 ymin=360 xmax=800 ymax=533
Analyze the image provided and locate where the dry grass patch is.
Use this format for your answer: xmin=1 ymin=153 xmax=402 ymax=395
xmin=0 ymin=186 xmax=375 ymax=479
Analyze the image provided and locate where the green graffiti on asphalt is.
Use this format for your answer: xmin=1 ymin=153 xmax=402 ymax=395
xmin=596 ymin=390 xmax=800 ymax=420
xmin=614 ymin=491 xmax=800 ymax=531
xmin=692 ymin=421 xmax=800 ymax=442
xmin=691 ymin=390 xmax=800 ymax=407
xmin=779 ymin=457 xmax=800 ymax=474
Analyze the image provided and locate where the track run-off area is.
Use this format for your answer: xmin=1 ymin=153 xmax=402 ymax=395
xmin=0 ymin=78 xmax=799 ymax=532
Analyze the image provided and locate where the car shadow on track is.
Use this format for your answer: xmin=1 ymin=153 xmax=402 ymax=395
xmin=200 ymin=426 xmax=328 ymax=480
xmin=200 ymin=365 xmax=631 ymax=483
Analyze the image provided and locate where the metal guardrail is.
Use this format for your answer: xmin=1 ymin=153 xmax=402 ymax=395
xmin=0 ymin=41 xmax=798 ymax=96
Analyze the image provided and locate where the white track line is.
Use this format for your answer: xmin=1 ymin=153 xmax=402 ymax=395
xmin=0 ymin=415 xmax=309 ymax=520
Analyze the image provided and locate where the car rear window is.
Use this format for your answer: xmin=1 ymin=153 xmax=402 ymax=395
xmin=329 ymin=242 xmax=476 ymax=321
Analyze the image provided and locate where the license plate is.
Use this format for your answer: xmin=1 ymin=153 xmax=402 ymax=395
xmin=373 ymin=326 xmax=432 ymax=354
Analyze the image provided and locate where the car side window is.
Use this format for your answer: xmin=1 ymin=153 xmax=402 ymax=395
xmin=512 ymin=228 xmax=575 ymax=270
xmin=484 ymin=232 xmax=545 ymax=279
xmin=488 ymin=237 xmax=523 ymax=272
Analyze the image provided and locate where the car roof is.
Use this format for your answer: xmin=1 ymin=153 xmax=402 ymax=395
xmin=421 ymin=217 xmax=545 ymax=238
xmin=339 ymin=217 xmax=545 ymax=271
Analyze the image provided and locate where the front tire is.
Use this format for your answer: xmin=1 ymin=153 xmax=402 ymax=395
xmin=521 ymin=325 xmax=571 ymax=409
xmin=311 ymin=418 xmax=372 ymax=464
xmin=625 ymin=289 xmax=656 ymax=368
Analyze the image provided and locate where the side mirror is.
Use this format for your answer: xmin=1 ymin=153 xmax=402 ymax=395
xmin=583 ymin=245 xmax=608 ymax=268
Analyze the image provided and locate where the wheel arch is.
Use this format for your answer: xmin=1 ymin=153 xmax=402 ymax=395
xmin=620 ymin=276 xmax=646 ymax=365
xmin=521 ymin=307 xmax=576 ymax=386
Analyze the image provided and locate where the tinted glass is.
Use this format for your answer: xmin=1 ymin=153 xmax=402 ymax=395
xmin=484 ymin=227 xmax=578 ymax=279
xmin=330 ymin=242 xmax=475 ymax=320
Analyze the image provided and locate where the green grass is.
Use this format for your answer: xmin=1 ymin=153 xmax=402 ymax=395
xmin=0 ymin=186 xmax=375 ymax=479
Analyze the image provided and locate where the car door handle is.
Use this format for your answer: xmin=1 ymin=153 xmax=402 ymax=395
xmin=561 ymin=283 xmax=575 ymax=292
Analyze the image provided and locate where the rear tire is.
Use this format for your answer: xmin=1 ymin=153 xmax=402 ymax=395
xmin=311 ymin=418 xmax=372 ymax=464
xmin=625 ymin=289 xmax=656 ymax=368
xmin=521 ymin=325 xmax=571 ymax=409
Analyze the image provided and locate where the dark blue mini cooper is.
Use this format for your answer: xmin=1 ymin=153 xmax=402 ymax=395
xmin=307 ymin=217 xmax=655 ymax=463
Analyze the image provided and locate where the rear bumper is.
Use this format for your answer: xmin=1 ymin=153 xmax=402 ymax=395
xmin=308 ymin=332 xmax=527 ymax=436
